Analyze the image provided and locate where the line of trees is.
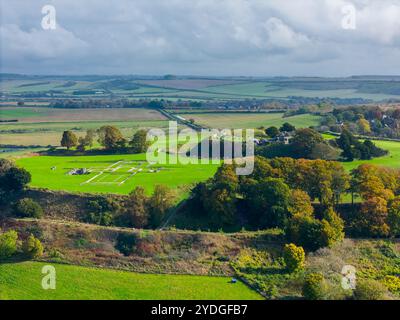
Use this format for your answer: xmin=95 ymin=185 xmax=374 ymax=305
xmin=257 ymin=127 xmax=387 ymax=162
xmin=82 ymin=185 xmax=177 ymax=229
xmin=185 ymin=157 xmax=400 ymax=250
xmin=60 ymin=126 xmax=149 ymax=153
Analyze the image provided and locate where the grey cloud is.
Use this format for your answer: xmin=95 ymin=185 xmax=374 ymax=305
xmin=0 ymin=0 xmax=400 ymax=76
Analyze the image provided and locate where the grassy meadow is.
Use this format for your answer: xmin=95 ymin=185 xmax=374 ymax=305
xmin=323 ymin=133 xmax=400 ymax=171
xmin=179 ymin=112 xmax=321 ymax=129
xmin=0 ymin=261 xmax=262 ymax=300
xmin=16 ymin=153 xmax=219 ymax=195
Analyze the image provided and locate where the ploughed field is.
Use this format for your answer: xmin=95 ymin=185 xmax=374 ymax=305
xmin=0 ymin=261 xmax=262 ymax=300
xmin=16 ymin=153 xmax=219 ymax=195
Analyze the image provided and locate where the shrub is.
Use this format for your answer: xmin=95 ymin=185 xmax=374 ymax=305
xmin=321 ymin=207 xmax=344 ymax=246
xmin=85 ymin=198 xmax=116 ymax=226
xmin=285 ymin=215 xmax=325 ymax=251
xmin=0 ymin=230 xmax=18 ymax=259
xmin=14 ymin=198 xmax=43 ymax=218
xmin=283 ymin=243 xmax=305 ymax=273
xmin=23 ymin=234 xmax=44 ymax=259
xmin=353 ymin=279 xmax=387 ymax=300
xmin=85 ymin=211 xmax=113 ymax=226
xmin=0 ymin=167 xmax=31 ymax=192
xmin=383 ymin=275 xmax=400 ymax=294
xmin=148 ymin=185 xmax=176 ymax=228
xmin=123 ymin=186 xmax=149 ymax=228
xmin=115 ymin=233 xmax=137 ymax=256
xmin=302 ymin=273 xmax=326 ymax=300
xmin=259 ymin=283 xmax=278 ymax=300
xmin=286 ymin=210 xmax=344 ymax=251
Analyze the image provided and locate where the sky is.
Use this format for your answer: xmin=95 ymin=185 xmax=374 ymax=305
xmin=1 ymin=0 xmax=400 ymax=76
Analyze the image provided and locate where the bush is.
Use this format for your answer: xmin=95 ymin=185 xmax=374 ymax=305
xmin=259 ymin=283 xmax=278 ymax=300
xmin=23 ymin=234 xmax=44 ymax=259
xmin=302 ymin=273 xmax=326 ymax=300
xmin=353 ymin=279 xmax=387 ymax=300
xmin=14 ymin=198 xmax=43 ymax=218
xmin=286 ymin=210 xmax=344 ymax=252
xmin=283 ymin=243 xmax=305 ymax=273
xmin=286 ymin=215 xmax=325 ymax=251
xmin=0 ymin=167 xmax=31 ymax=192
xmin=85 ymin=211 xmax=113 ymax=226
xmin=383 ymin=275 xmax=400 ymax=294
xmin=0 ymin=230 xmax=18 ymax=259
xmin=115 ymin=233 xmax=137 ymax=256
xmin=84 ymin=198 xmax=116 ymax=226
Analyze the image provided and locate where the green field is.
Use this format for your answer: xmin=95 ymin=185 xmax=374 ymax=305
xmin=0 ymin=120 xmax=169 ymax=146
xmin=341 ymin=139 xmax=400 ymax=171
xmin=16 ymin=153 xmax=219 ymax=195
xmin=179 ymin=112 xmax=321 ymax=129
xmin=0 ymin=261 xmax=262 ymax=300
xmin=322 ymin=133 xmax=400 ymax=170
xmin=204 ymin=81 xmax=400 ymax=101
xmin=3 ymin=78 xmax=400 ymax=101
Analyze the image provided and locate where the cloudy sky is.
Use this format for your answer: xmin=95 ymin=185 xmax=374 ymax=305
xmin=1 ymin=0 xmax=400 ymax=76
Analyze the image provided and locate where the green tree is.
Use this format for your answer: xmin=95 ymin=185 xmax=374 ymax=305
xmin=213 ymin=164 xmax=239 ymax=192
xmin=321 ymin=207 xmax=344 ymax=247
xmin=357 ymin=118 xmax=371 ymax=134
xmin=288 ymin=189 xmax=314 ymax=217
xmin=22 ymin=234 xmax=44 ymax=259
xmin=205 ymin=188 xmax=237 ymax=228
xmin=283 ymin=243 xmax=305 ymax=273
xmin=98 ymin=126 xmax=126 ymax=150
xmin=291 ymin=128 xmax=324 ymax=158
xmin=61 ymin=130 xmax=78 ymax=150
xmin=0 ymin=167 xmax=31 ymax=192
xmin=280 ymin=122 xmax=296 ymax=132
xmin=265 ymin=126 xmax=279 ymax=138
xmin=285 ymin=215 xmax=325 ymax=251
xmin=0 ymin=230 xmax=18 ymax=259
xmin=352 ymin=197 xmax=390 ymax=237
xmin=148 ymin=185 xmax=176 ymax=228
xmin=124 ymin=187 xmax=149 ymax=228
xmin=302 ymin=273 xmax=327 ymax=300
xmin=244 ymin=178 xmax=290 ymax=228
xmin=388 ymin=196 xmax=400 ymax=237
xmin=336 ymin=129 xmax=356 ymax=161
xmin=0 ymin=158 xmax=13 ymax=176
xmin=14 ymin=198 xmax=43 ymax=218
xmin=77 ymin=129 xmax=96 ymax=151
xmin=85 ymin=129 xmax=96 ymax=147
xmin=130 ymin=129 xmax=150 ymax=154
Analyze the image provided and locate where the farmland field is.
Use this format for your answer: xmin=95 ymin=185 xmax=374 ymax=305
xmin=3 ymin=78 xmax=400 ymax=101
xmin=0 ymin=107 xmax=169 ymax=146
xmin=0 ymin=107 xmax=166 ymax=122
xmin=16 ymin=153 xmax=219 ymax=195
xmin=178 ymin=112 xmax=321 ymax=129
xmin=0 ymin=261 xmax=262 ymax=300
xmin=203 ymin=81 xmax=400 ymax=101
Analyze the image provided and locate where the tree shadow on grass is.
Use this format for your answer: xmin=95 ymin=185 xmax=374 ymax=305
xmin=0 ymin=254 xmax=31 ymax=265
